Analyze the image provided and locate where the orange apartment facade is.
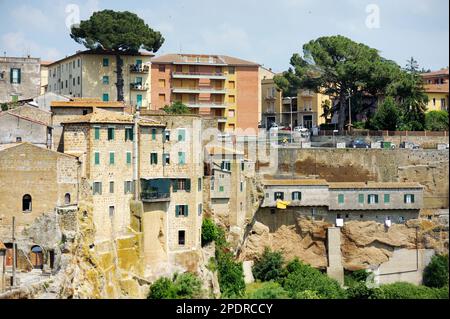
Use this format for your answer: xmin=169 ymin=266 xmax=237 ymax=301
xmin=150 ymin=54 xmax=260 ymax=134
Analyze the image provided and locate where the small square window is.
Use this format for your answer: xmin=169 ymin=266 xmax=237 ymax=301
xmin=103 ymin=58 xmax=109 ymax=67
xmin=94 ymin=127 xmax=100 ymax=140
xmin=103 ymin=76 xmax=109 ymax=84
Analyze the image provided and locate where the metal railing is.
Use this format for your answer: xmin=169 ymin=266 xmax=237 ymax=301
xmin=140 ymin=191 xmax=170 ymax=201
xmin=172 ymin=71 xmax=225 ymax=77
xmin=129 ymin=64 xmax=150 ymax=73
xmin=130 ymin=83 xmax=149 ymax=90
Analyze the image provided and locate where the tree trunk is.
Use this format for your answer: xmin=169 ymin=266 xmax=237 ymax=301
xmin=115 ymin=54 xmax=124 ymax=102
xmin=338 ymin=93 xmax=347 ymax=133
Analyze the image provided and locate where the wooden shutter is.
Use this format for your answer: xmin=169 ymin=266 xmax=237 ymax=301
xmin=175 ymin=205 xmax=179 ymax=217
xmin=172 ymin=179 xmax=178 ymax=192
xmin=17 ymin=69 xmax=21 ymax=83
xmin=186 ymin=179 xmax=191 ymax=192
xmin=185 ymin=205 xmax=189 ymax=217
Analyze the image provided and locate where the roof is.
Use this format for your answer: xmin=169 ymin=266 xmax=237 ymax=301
xmin=421 ymin=68 xmax=449 ymax=78
xmin=62 ymin=109 xmax=134 ymax=125
xmin=0 ymin=142 xmax=79 ymax=159
xmin=151 ymin=53 xmax=260 ymax=67
xmin=328 ymin=182 xmax=423 ymax=189
xmin=47 ymin=49 xmax=154 ymax=66
xmin=40 ymin=61 xmax=53 ymax=66
xmin=0 ymin=111 xmax=51 ymax=127
xmin=206 ymin=145 xmax=244 ymax=156
xmin=263 ymin=179 xmax=329 ymax=186
xmin=51 ymin=98 xmax=125 ymax=108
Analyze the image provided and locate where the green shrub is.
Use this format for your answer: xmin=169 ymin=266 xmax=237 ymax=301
xmin=147 ymin=272 xmax=202 ymax=299
xmin=425 ymin=111 xmax=449 ymax=131
xmin=252 ymin=248 xmax=284 ymax=282
xmin=373 ymin=282 xmax=448 ymax=299
xmin=423 ymin=254 xmax=449 ymax=288
xmin=201 ymin=218 xmax=219 ymax=247
xmin=1 ymin=103 xmax=8 ymax=112
xmin=245 ymin=281 xmax=289 ymax=299
xmin=295 ymin=290 xmax=321 ymax=299
xmin=281 ymin=259 xmax=346 ymax=299
xmin=216 ymin=249 xmax=245 ymax=298
xmin=346 ymin=282 xmax=377 ymax=299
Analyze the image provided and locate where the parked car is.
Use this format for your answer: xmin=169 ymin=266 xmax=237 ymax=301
xmin=400 ymin=141 xmax=420 ymax=150
xmin=293 ymin=126 xmax=304 ymax=132
xmin=269 ymin=123 xmax=279 ymax=130
xmin=349 ymin=139 xmax=370 ymax=149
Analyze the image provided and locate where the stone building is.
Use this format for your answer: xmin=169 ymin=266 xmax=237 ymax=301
xmin=259 ymin=178 xmax=424 ymax=228
xmin=0 ymin=104 xmax=52 ymax=148
xmin=0 ymin=56 xmax=41 ymax=103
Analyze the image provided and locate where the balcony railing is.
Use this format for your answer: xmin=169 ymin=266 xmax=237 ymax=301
xmin=130 ymin=83 xmax=149 ymax=91
xmin=141 ymin=191 xmax=170 ymax=202
xmin=186 ymin=101 xmax=227 ymax=108
xmin=130 ymin=64 xmax=150 ymax=73
xmin=172 ymin=71 xmax=226 ymax=79
xmin=171 ymin=86 xmax=226 ymax=94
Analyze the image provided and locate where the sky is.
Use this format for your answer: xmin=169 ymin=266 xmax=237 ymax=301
xmin=0 ymin=0 xmax=448 ymax=73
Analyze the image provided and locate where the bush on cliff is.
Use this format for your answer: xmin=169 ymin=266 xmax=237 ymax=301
xmin=245 ymin=281 xmax=289 ymax=299
xmin=423 ymin=254 xmax=449 ymax=288
xmin=252 ymin=248 xmax=284 ymax=282
xmin=373 ymin=282 xmax=448 ymax=299
xmin=215 ymin=248 xmax=246 ymax=298
xmin=147 ymin=272 xmax=202 ymax=299
xmin=201 ymin=218 xmax=219 ymax=247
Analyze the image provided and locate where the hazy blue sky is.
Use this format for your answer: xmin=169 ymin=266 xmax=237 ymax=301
xmin=0 ymin=0 xmax=448 ymax=72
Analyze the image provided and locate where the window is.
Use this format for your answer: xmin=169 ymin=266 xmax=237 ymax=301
xmin=73 ymin=78 xmax=75 ymax=86
xmin=78 ymin=59 xmax=80 ymax=67
xmin=16 ymin=137 xmax=22 ymax=142
xmin=404 ymin=194 xmax=415 ymax=204
xmin=274 ymin=192 xmax=284 ymax=201
xmin=163 ymin=153 xmax=170 ymax=165
xmin=108 ymin=206 xmax=115 ymax=218
xmin=77 ymin=76 xmax=80 ymax=85
xmin=198 ymin=178 xmax=202 ymax=192
xmin=384 ymin=194 xmax=390 ymax=203
xmin=228 ymin=109 xmax=235 ymax=118
xmin=175 ymin=205 xmax=189 ymax=217
xmin=150 ymin=153 xmax=158 ymax=165
xmin=292 ymin=191 xmax=301 ymax=201
xmin=159 ymin=94 xmax=166 ymax=103
xmin=125 ymin=127 xmax=134 ymax=141
xmin=338 ymin=194 xmax=345 ymax=204
xmin=178 ymin=129 xmax=186 ymax=141
xmin=126 ymin=152 xmax=132 ymax=165
xmin=107 ymin=127 xmax=115 ymax=140
xmin=239 ymin=181 xmax=243 ymax=192
xmin=178 ymin=230 xmax=185 ymax=245
xmin=228 ymin=81 xmax=235 ymax=89
xmin=229 ymin=95 xmax=235 ymax=103
xmin=103 ymin=58 xmax=109 ymax=67
xmin=64 ymin=193 xmax=71 ymax=205
xmin=109 ymin=181 xmax=115 ymax=194
xmin=151 ymin=128 xmax=156 ymax=140
xmin=124 ymin=181 xmax=134 ymax=194
xmin=358 ymin=194 xmax=364 ymax=204
xmin=103 ymin=93 xmax=109 ymax=102
xmin=198 ymin=203 xmax=203 ymax=216
xmin=159 ymin=65 xmax=166 ymax=72
xmin=241 ymin=161 xmax=245 ymax=171
xmin=94 ymin=152 xmax=100 ymax=165
xmin=221 ymin=161 xmax=231 ymax=171
xmin=103 ymin=76 xmax=109 ymax=84
xmin=109 ymin=152 xmax=115 ymax=165
xmin=10 ymin=68 xmax=21 ymax=84
xmin=93 ymin=182 xmax=102 ymax=195
xmin=219 ymin=186 xmax=224 ymax=192
xmin=173 ymin=179 xmax=191 ymax=192
xmin=368 ymin=194 xmax=379 ymax=204
xmin=228 ymin=67 xmax=235 ymax=74
xmin=94 ymin=127 xmax=100 ymax=140
xmin=73 ymin=60 xmax=75 ymax=68
xmin=22 ymin=194 xmax=32 ymax=212
xmin=433 ymin=98 xmax=436 ymax=106
xmin=158 ymin=79 xmax=166 ymax=88
xmin=164 ymin=130 xmax=170 ymax=141
xmin=211 ymin=177 xmax=215 ymax=190
xmin=441 ymin=99 xmax=447 ymax=110
xmin=65 ymin=80 xmax=68 ymax=88
xmin=178 ymin=152 xmax=186 ymax=165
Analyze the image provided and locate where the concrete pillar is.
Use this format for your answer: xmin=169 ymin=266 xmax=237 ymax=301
xmin=326 ymin=227 xmax=344 ymax=286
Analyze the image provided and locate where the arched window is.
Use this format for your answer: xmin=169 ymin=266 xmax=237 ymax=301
xmin=30 ymin=245 xmax=43 ymax=269
xmin=64 ymin=193 xmax=71 ymax=205
xmin=22 ymin=194 xmax=32 ymax=212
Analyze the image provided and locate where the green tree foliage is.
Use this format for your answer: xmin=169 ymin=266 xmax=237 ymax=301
xmin=70 ymin=10 xmax=164 ymax=101
xmin=371 ymin=97 xmax=401 ymax=130
xmin=252 ymin=248 xmax=284 ymax=282
xmin=147 ymin=272 xmax=202 ymax=299
xmin=245 ymin=281 xmax=289 ymax=299
xmin=1 ymin=103 xmax=8 ymax=111
xmin=373 ymin=282 xmax=448 ymax=299
xmin=281 ymin=258 xmax=346 ymax=299
xmin=423 ymin=254 xmax=449 ymax=288
xmin=274 ymin=35 xmax=400 ymax=132
xmin=201 ymin=218 xmax=219 ymax=247
xmin=215 ymin=248 xmax=246 ymax=298
xmin=425 ymin=111 xmax=449 ymax=131
xmin=163 ymin=101 xmax=191 ymax=114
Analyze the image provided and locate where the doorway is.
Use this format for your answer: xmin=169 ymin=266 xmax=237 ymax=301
xmin=30 ymin=246 xmax=43 ymax=269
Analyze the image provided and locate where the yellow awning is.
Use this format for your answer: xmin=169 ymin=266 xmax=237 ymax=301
xmin=276 ymin=200 xmax=291 ymax=209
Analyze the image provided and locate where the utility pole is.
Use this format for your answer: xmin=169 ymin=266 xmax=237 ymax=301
xmin=11 ymin=216 xmax=16 ymax=288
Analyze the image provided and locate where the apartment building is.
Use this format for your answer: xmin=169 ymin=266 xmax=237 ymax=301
xmin=0 ymin=56 xmax=41 ymax=103
xmin=150 ymin=54 xmax=260 ymax=134
xmin=259 ymin=178 xmax=423 ymax=229
xmin=421 ymin=68 xmax=449 ymax=112
xmin=47 ymin=50 xmax=153 ymax=109
xmin=261 ymin=78 xmax=282 ymax=129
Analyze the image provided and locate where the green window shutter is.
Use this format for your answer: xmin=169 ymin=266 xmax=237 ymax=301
xmin=10 ymin=68 xmax=13 ymax=83
xmin=110 ymin=152 xmax=115 ymax=164
xmin=219 ymin=186 xmax=224 ymax=192
xmin=173 ymin=179 xmax=178 ymax=192
xmin=186 ymin=179 xmax=191 ymax=192
xmin=358 ymin=194 xmax=364 ymax=203
xmin=152 ymin=128 xmax=156 ymax=140
xmin=17 ymin=69 xmax=21 ymax=84
xmin=411 ymin=194 xmax=415 ymax=203
xmin=126 ymin=152 xmax=131 ymax=164
xmin=375 ymin=195 xmax=379 ymax=203
xmin=175 ymin=205 xmax=179 ymax=217
xmin=185 ymin=205 xmax=189 ymax=217
xmin=338 ymin=194 xmax=344 ymax=204
xmin=198 ymin=178 xmax=202 ymax=191
xmin=221 ymin=162 xmax=224 ymax=170
xmin=178 ymin=129 xmax=185 ymax=141
xmin=94 ymin=152 xmax=100 ymax=165
xmin=384 ymin=194 xmax=390 ymax=203
xmin=94 ymin=127 xmax=100 ymax=140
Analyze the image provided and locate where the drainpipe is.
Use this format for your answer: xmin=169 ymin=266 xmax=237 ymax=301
xmin=133 ymin=111 xmax=139 ymax=200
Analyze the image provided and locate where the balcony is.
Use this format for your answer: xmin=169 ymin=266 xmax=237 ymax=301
xmin=130 ymin=83 xmax=149 ymax=91
xmin=129 ymin=64 xmax=150 ymax=73
xmin=172 ymin=72 xmax=226 ymax=80
xmin=186 ymin=101 xmax=227 ymax=109
xmin=171 ymin=86 xmax=226 ymax=94
xmin=265 ymin=94 xmax=276 ymax=100
xmin=140 ymin=191 xmax=170 ymax=202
